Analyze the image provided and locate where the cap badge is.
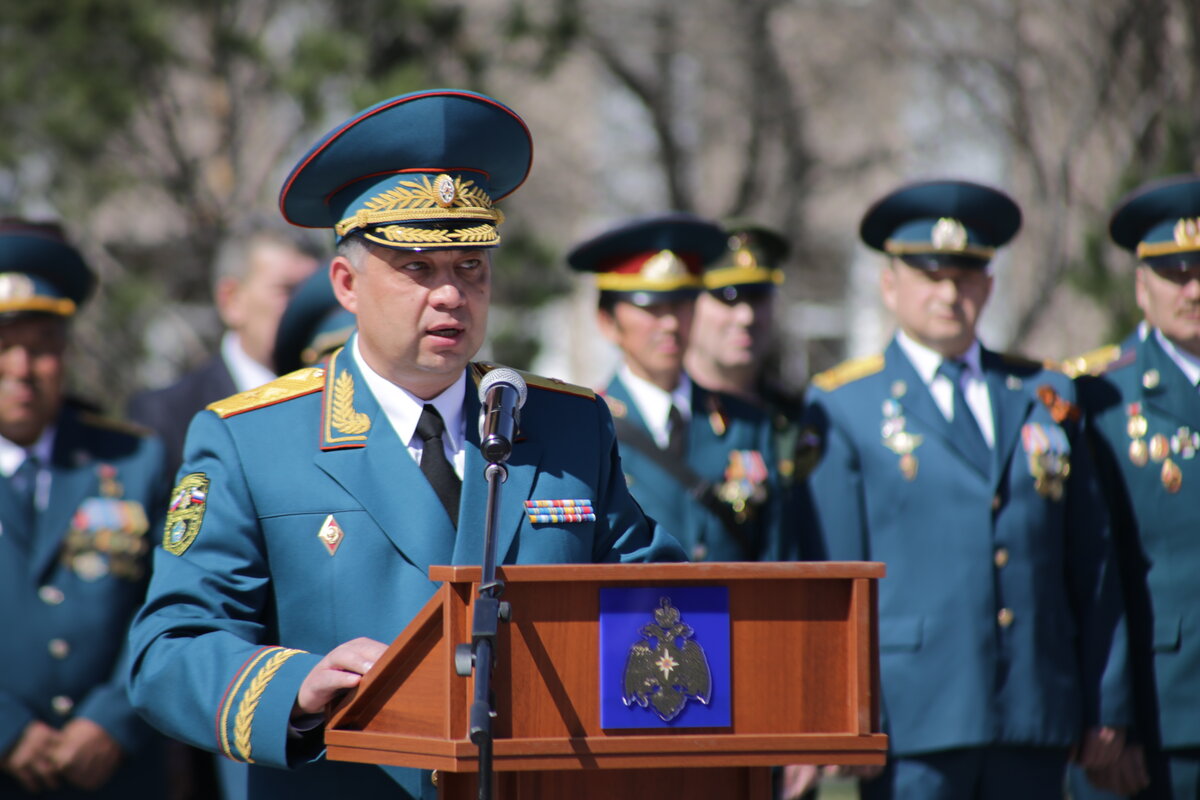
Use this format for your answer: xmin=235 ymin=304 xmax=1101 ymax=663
xmin=931 ymin=218 xmax=968 ymax=251
xmin=642 ymin=249 xmax=687 ymax=280
xmin=0 ymin=273 xmax=36 ymax=302
xmin=732 ymin=246 xmax=758 ymax=270
xmin=435 ymin=173 xmax=457 ymax=208
xmin=1173 ymin=218 xmax=1200 ymax=248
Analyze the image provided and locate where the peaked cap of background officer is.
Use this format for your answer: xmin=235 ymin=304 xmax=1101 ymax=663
xmin=703 ymin=221 xmax=790 ymax=303
xmin=0 ymin=219 xmax=95 ymax=318
xmin=859 ymin=179 xmax=1022 ymax=270
xmin=279 ymin=89 xmax=533 ymax=250
xmin=1109 ymin=173 xmax=1200 ymax=269
xmin=567 ymin=212 xmax=728 ymax=307
xmin=272 ymin=267 xmax=355 ymax=375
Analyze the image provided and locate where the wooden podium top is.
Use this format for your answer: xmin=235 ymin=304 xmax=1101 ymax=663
xmin=328 ymin=561 xmax=887 ymax=773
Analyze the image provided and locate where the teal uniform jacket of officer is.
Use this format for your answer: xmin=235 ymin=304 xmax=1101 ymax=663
xmin=602 ymin=374 xmax=789 ymax=562
xmin=804 ymin=337 xmax=1128 ymax=757
xmin=1071 ymin=332 xmax=1200 ymax=799
xmin=0 ymin=402 xmax=168 ymax=798
xmin=126 ymin=344 xmax=686 ymax=799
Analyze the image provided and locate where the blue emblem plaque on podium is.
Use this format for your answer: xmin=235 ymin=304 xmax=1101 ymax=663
xmin=599 ymin=585 xmax=731 ymax=729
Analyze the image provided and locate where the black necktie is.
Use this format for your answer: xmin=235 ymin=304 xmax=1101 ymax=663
xmin=936 ymin=359 xmax=991 ymax=473
xmin=666 ymin=404 xmax=687 ymax=458
xmin=415 ymin=404 xmax=460 ymax=527
xmin=11 ymin=453 xmax=38 ymax=549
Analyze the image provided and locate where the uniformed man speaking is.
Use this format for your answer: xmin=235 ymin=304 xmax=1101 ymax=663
xmin=125 ymin=90 xmax=684 ymax=800
xmin=801 ymin=180 xmax=1129 ymax=799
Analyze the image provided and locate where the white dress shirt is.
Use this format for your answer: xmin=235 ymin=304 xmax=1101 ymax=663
xmin=617 ymin=364 xmax=692 ymax=449
xmin=351 ymin=337 xmax=467 ymax=479
xmin=0 ymin=426 xmax=56 ymax=509
xmin=896 ymin=330 xmax=996 ymax=447
xmin=1155 ymin=328 xmax=1200 ymax=388
xmin=221 ymin=331 xmax=278 ymax=392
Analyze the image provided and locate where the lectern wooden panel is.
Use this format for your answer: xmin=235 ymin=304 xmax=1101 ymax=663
xmin=326 ymin=562 xmax=886 ymax=799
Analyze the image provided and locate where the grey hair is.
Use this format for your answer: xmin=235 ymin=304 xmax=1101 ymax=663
xmin=336 ymin=236 xmax=372 ymax=272
xmin=212 ymin=218 xmax=321 ymax=292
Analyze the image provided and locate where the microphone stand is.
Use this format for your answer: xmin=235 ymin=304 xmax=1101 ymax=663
xmin=455 ymin=458 xmax=511 ymax=800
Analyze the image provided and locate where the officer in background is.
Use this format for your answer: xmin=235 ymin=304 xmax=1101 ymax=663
xmin=126 ymin=89 xmax=685 ymax=800
xmin=0 ymin=220 xmax=167 ymax=797
xmin=1066 ymin=174 xmax=1200 ymax=800
xmin=685 ymin=223 xmax=812 ymax=484
xmin=127 ymin=222 xmax=320 ymax=477
xmin=568 ymin=213 xmax=789 ymax=563
xmin=801 ymin=180 xmax=1128 ymax=799
xmin=271 ymin=266 xmax=356 ymax=376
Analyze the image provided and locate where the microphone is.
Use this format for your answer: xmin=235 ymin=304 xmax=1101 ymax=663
xmin=478 ymin=367 xmax=527 ymax=463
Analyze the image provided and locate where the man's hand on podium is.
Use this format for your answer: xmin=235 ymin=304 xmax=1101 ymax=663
xmin=293 ymin=637 xmax=388 ymax=718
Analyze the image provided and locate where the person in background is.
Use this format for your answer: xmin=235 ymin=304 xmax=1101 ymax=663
xmin=0 ymin=219 xmax=168 ymax=798
xmin=568 ymin=212 xmax=790 ymax=563
xmin=125 ymin=89 xmax=685 ymax=800
xmin=800 ymin=179 xmax=1128 ymax=799
xmin=127 ymin=223 xmax=320 ymax=477
xmin=271 ymin=265 xmax=356 ymax=376
xmin=1066 ymin=173 xmax=1200 ymax=800
xmin=686 ymin=223 xmax=814 ymax=478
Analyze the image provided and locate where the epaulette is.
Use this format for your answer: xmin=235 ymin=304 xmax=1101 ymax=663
xmin=207 ymin=367 xmax=326 ymax=419
xmin=997 ymin=351 xmax=1056 ymax=371
xmin=811 ymin=354 xmax=884 ymax=392
xmin=79 ymin=412 xmax=152 ymax=438
xmin=1058 ymin=343 xmax=1123 ymax=378
xmin=471 ymin=361 xmax=595 ymax=400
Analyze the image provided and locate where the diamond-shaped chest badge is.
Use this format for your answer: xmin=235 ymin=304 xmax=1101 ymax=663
xmin=317 ymin=514 xmax=345 ymax=556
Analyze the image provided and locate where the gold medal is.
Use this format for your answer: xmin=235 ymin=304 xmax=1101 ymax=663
xmin=1150 ymin=434 xmax=1170 ymax=463
xmin=1142 ymin=369 xmax=1160 ymax=389
xmin=899 ymin=453 xmax=918 ymax=480
xmin=1126 ymin=415 xmax=1148 ymax=439
xmin=1129 ymin=439 xmax=1149 ymax=467
xmin=1161 ymin=458 xmax=1183 ymax=493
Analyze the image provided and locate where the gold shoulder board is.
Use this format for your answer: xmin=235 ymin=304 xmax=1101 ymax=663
xmin=471 ymin=361 xmax=595 ymax=400
xmin=811 ymin=354 xmax=884 ymax=392
xmin=1058 ymin=344 xmax=1122 ymax=378
xmin=207 ymin=367 xmax=326 ymax=419
xmin=79 ymin=412 xmax=152 ymax=437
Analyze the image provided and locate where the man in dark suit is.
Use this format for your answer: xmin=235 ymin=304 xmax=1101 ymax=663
xmin=802 ymin=179 xmax=1129 ymax=799
xmin=127 ymin=225 xmax=320 ymax=476
xmin=126 ymin=89 xmax=685 ymax=800
xmin=1067 ymin=173 xmax=1200 ymax=800
xmin=0 ymin=220 xmax=168 ymax=798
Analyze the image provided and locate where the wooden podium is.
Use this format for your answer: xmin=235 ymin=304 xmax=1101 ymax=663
xmin=326 ymin=561 xmax=886 ymax=798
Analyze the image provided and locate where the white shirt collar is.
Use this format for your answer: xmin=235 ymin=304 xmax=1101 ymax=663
xmin=351 ymin=335 xmax=466 ymax=452
xmin=221 ymin=331 xmax=277 ymax=392
xmin=1154 ymin=328 xmax=1200 ymax=387
xmin=618 ymin=363 xmax=692 ymax=448
xmin=0 ymin=425 xmax=56 ymax=477
xmin=895 ymin=329 xmax=983 ymax=385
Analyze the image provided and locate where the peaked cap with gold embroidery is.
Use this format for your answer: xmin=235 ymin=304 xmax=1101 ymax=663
xmin=703 ymin=222 xmax=790 ymax=298
xmin=566 ymin=212 xmax=726 ymax=306
xmin=279 ymin=89 xmax=532 ymax=250
xmin=1109 ymin=173 xmax=1200 ymax=268
xmin=859 ymin=179 xmax=1021 ymax=269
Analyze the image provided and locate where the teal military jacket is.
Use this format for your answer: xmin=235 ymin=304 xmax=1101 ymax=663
xmin=804 ymin=337 xmax=1127 ymax=757
xmin=1077 ymin=331 xmax=1200 ymax=752
xmin=0 ymin=402 xmax=167 ymax=798
xmin=127 ymin=345 xmax=685 ymax=800
xmin=602 ymin=374 xmax=789 ymax=562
